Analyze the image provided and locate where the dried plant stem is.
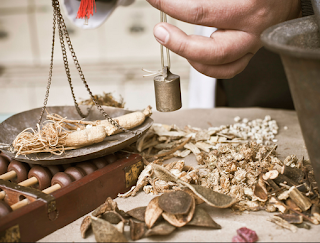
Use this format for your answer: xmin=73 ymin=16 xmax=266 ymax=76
xmin=262 ymin=144 xmax=278 ymax=162
xmin=274 ymin=198 xmax=319 ymax=224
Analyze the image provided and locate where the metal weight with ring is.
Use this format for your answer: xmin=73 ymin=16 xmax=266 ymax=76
xmin=153 ymin=12 xmax=182 ymax=112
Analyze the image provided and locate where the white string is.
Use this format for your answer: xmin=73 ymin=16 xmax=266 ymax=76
xmin=143 ymin=11 xmax=171 ymax=77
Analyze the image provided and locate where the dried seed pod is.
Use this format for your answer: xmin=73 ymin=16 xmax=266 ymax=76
xmin=144 ymin=221 xmax=176 ymax=237
xmin=288 ymin=186 xmax=312 ymax=211
xmin=145 ymin=196 xmax=163 ymax=228
xmin=187 ymin=207 xmax=221 ymax=229
xmin=162 ymin=196 xmax=195 ymax=227
xmin=129 ymin=219 xmax=146 ymax=241
xmin=127 ymin=206 xmax=146 ymax=222
xmin=92 ymin=197 xmax=118 ymax=217
xmin=91 ymin=216 xmax=128 ymax=242
xmin=101 ymin=211 xmax=123 ymax=224
xmin=80 ymin=215 xmax=92 ymax=239
xmin=275 ymin=214 xmax=303 ymax=224
xmin=158 ymin=190 xmax=193 ymax=215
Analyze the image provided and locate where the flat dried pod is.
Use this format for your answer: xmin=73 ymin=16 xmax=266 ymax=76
xmin=91 ymin=216 xmax=128 ymax=242
xmin=101 ymin=211 xmax=124 ymax=224
xmin=92 ymin=197 xmax=118 ymax=217
xmin=129 ymin=219 xmax=146 ymax=241
xmin=80 ymin=215 xmax=92 ymax=239
xmin=275 ymin=214 xmax=303 ymax=224
xmin=144 ymin=221 xmax=176 ymax=237
xmin=127 ymin=206 xmax=146 ymax=222
xmin=158 ymin=190 xmax=193 ymax=215
xmin=187 ymin=207 xmax=221 ymax=229
xmin=145 ymin=196 xmax=163 ymax=228
xmin=268 ymin=215 xmax=297 ymax=232
xmin=188 ymin=184 xmax=237 ymax=209
xmin=181 ymin=188 xmax=205 ymax=205
xmin=116 ymin=209 xmax=130 ymax=219
xmin=162 ymin=196 xmax=195 ymax=227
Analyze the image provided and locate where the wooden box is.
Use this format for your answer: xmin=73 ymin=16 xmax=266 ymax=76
xmin=0 ymin=153 xmax=143 ymax=242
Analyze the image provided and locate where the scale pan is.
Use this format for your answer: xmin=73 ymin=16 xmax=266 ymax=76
xmin=0 ymin=106 xmax=153 ymax=165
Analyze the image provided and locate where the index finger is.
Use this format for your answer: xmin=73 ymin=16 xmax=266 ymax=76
xmin=146 ymin=0 xmax=250 ymax=29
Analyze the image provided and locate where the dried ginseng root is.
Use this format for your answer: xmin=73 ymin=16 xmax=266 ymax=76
xmin=12 ymin=106 xmax=152 ymax=156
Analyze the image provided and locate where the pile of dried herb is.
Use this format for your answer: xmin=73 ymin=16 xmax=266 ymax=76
xmin=81 ymin=188 xmax=232 ymax=242
xmin=79 ymin=92 xmax=125 ymax=108
xmin=122 ymin=116 xmax=320 ymax=231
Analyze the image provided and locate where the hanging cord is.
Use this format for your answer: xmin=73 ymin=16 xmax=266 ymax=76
xmin=143 ymin=11 xmax=171 ymax=77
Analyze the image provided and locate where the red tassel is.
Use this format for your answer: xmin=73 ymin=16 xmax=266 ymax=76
xmin=76 ymin=0 xmax=96 ymax=19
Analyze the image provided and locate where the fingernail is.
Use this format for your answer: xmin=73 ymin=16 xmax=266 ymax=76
xmin=154 ymin=26 xmax=169 ymax=44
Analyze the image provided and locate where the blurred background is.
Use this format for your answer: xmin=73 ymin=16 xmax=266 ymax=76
xmin=0 ymin=0 xmax=195 ymax=121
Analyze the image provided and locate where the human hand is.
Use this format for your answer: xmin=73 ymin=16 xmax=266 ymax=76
xmin=146 ymin=0 xmax=301 ymax=78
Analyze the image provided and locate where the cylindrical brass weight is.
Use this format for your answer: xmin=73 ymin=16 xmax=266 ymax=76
xmin=154 ymin=70 xmax=182 ymax=112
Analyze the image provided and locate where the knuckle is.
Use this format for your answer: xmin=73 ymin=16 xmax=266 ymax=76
xmin=192 ymin=5 xmax=206 ymax=23
xmin=175 ymin=40 xmax=188 ymax=56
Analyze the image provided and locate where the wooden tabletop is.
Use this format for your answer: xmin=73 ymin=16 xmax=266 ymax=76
xmin=39 ymin=108 xmax=319 ymax=242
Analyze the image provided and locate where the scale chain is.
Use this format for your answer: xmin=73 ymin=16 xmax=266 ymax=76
xmin=38 ymin=0 xmax=138 ymax=137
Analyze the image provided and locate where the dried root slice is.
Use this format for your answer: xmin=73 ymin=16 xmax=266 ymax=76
xmin=92 ymin=197 xmax=118 ymax=217
xmin=162 ymin=196 xmax=195 ymax=227
xmin=91 ymin=216 xmax=128 ymax=242
xmin=145 ymin=196 xmax=163 ymax=229
xmin=144 ymin=221 xmax=176 ymax=237
xmin=187 ymin=207 xmax=221 ymax=229
xmin=275 ymin=214 xmax=303 ymax=224
xmin=268 ymin=215 xmax=298 ymax=232
xmin=288 ymin=186 xmax=312 ymax=212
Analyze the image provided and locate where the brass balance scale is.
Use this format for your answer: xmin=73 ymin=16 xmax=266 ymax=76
xmin=0 ymin=0 xmax=182 ymax=165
